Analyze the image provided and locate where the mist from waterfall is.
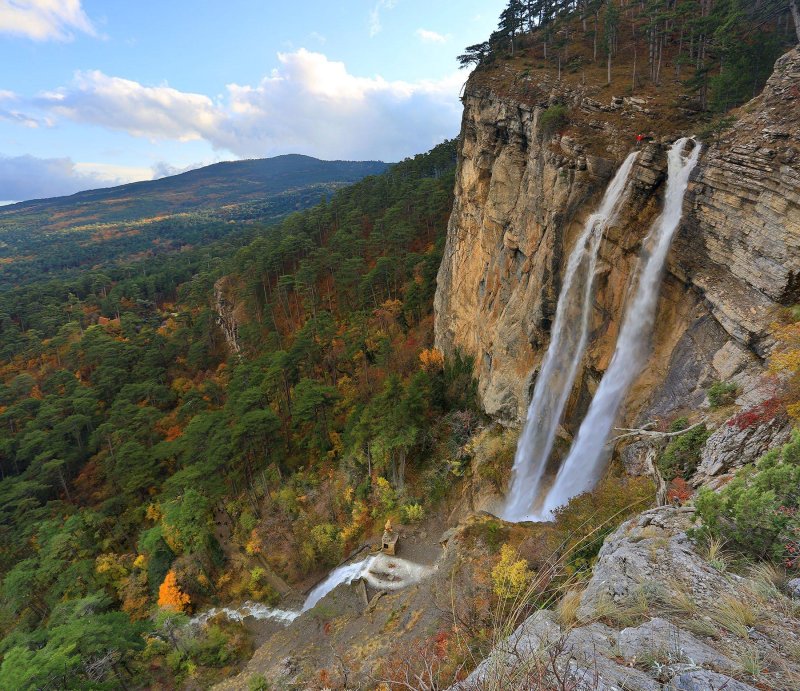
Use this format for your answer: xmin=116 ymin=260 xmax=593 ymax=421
xmin=537 ymin=137 xmax=701 ymax=518
xmin=502 ymin=152 xmax=639 ymax=522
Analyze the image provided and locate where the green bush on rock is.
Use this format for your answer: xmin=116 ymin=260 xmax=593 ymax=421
xmin=694 ymin=432 xmax=800 ymax=568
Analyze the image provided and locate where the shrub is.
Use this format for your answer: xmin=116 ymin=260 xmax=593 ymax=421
xmin=492 ymin=544 xmax=533 ymax=599
xmin=310 ymin=523 xmax=343 ymax=566
xmin=247 ymin=568 xmax=279 ymax=604
xmin=401 ymin=502 xmax=425 ymax=523
xmin=727 ymin=397 xmax=782 ymax=431
xmin=470 ymin=426 xmax=517 ymax=491
xmin=708 ymin=380 xmax=738 ymax=408
xmin=539 ymin=104 xmax=569 ymax=138
xmin=657 ymin=421 xmax=709 ymax=481
xmin=694 ymin=432 xmax=800 ymax=567
xmin=470 ymin=519 xmax=507 ymax=552
xmin=372 ymin=476 xmax=396 ymax=516
xmin=248 ymin=674 xmax=270 ymax=691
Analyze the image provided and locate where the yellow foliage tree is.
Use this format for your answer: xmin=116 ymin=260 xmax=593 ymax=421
xmin=491 ymin=544 xmax=533 ymax=599
xmin=770 ymin=320 xmax=800 ymax=419
xmin=157 ymin=569 xmax=191 ymax=612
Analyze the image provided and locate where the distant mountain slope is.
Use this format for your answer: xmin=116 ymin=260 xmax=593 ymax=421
xmin=0 ymin=155 xmax=389 ymax=286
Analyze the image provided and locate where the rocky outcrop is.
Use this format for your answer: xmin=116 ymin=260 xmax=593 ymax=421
xmin=453 ymin=506 xmax=800 ymax=690
xmin=675 ymin=48 xmax=800 ymax=355
xmin=691 ymin=414 xmax=793 ymax=488
xmin=435 ymin=49 xmax=800 ymax=430
xmin=214 ymin=276 xmax=244 ymax=355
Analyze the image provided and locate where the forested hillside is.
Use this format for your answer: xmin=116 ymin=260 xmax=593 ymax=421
xmin=461 ymin=0 xmax=797 ymax=113
xmin=0 ymin=155 xmax=387 ymax=287
xmin=0 ymin=141 xmax=466 ymax=688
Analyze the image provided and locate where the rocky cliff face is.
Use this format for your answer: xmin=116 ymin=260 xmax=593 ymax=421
xmin=435 ymin=49 xmax=800 ymax=448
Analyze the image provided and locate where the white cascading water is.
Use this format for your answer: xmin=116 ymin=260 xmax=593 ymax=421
xmin=190 ymin=553 xmax=435 ymax=626
xmin=502 ymin=152 xmax=639 ymax=522
xmin=537 ymin=137 xmax=701 ymax=518
xmin=300 ymin=557 xmax=375 ymax=611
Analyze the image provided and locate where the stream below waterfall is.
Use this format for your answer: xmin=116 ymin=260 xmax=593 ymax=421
xmin=189 ymin=553 xmax=435 ymax=629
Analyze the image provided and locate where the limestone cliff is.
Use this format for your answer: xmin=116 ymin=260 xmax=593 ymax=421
xmin=434 ymin=48 xmax=800 ymax=446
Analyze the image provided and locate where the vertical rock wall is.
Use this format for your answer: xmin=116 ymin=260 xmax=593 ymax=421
xmin=435 ymin=49 xmax=800 ymax=438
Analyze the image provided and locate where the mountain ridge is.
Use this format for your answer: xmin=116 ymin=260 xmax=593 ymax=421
xmin=0 ymin=154 xmax=389 ymax=211
xmin=0 ymin=154 xmax=390 ymax=286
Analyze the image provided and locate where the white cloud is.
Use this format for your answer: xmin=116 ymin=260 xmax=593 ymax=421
xmin=0 ymin=154 xmax=151 ymax=200
xmin=39 ymin=71 xmax=224 ymax=141
xmin=30 ymin=49 xmax=465 ymax=162
xmin=416 ymin=28 xmax=449 ymax=44
xmin=151 ymin=160 xmax=217 ymax=179
xmin=368 ymin=0 xmax=396 ymax=37
xmin=0 ymin=0 xmax=95 ymax=41
xmin=0 ymin=89 xmax=45 ymax=128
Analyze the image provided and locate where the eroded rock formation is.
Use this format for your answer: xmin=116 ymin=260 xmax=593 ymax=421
xmin=435 ymin=49 xmax=800 ymax=446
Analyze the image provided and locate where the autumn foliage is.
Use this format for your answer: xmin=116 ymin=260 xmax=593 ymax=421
xmin=157 ymin=569 xmax=191 ymax=612
xmin=419 ymin=347 xmax=445 ymax=372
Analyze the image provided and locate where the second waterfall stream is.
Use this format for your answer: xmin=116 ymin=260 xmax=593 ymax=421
xmin=502 ymin=151 xmax=639 ymax=522
xmin=504 ymin=137 xmax=701 ymax=522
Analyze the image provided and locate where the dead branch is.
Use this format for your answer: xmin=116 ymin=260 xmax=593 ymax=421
xmin=609 ymin=418 xmax=707 ymax=444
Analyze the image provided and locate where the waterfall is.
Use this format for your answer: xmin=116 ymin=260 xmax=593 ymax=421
xmin=301 ymin=557 xmax=374 ymax=611
xmin=189 ymin=553 xmax=436 ymax=627
xmin=502 ymin=152 xmax=639 ymax=522
xmin=538 ymin=137 xmax=701 ymax=518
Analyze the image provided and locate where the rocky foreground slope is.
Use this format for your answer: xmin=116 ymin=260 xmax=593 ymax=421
xmin=453 ymin=506 xmax=800 ymax=690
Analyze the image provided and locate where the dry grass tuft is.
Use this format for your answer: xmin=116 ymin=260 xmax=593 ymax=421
xmin=555 ymin=589 xmax=583 ymax=629
xmin=702 ymin=536 xmax=729 ymax=572
xmin=712 ymin=594 xmax=761 ymax=639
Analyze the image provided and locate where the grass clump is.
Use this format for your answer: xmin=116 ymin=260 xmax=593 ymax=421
xmin=555 ymin=589 xmax=583 ymax=629
xmin=737 ymin=646 xmax=765 ymax=679
xmin=712 ymin=594 xmax=760 ymax=638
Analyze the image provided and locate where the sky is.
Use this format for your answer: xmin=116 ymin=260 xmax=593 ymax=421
xmin=0 ymin=0 xmax=506 ymax=202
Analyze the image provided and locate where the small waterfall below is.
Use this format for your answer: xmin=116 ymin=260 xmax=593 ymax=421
xmin=301 ymin=557 xmax=375 ymax=612
xmin=537 ymin=137 xmax=701 ymax=518
xmin=190 ymin=553 xmax=436 ymax=627
xmin=502 ymin=152 xmax=639 ymax=522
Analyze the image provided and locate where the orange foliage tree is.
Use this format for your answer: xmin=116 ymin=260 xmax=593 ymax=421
xmin=157 ymin=569 xmax=190 ymax=612
xmin=419 ymin=347 xmax=444 ymax=373
xmin=770 ymin=319 xmax=800 ymax=419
